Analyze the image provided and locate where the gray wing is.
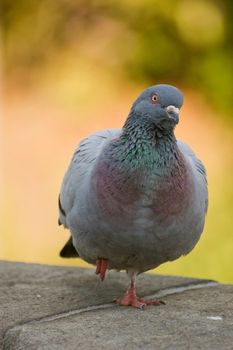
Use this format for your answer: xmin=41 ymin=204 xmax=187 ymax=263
xmin=177 ymin=140 xmax=208 ymax=213
xmin=58 ymin=128 xmax=122 ymax=228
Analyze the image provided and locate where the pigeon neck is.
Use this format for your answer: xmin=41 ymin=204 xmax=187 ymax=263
xmin=121 ymin=113 xmax=177 ymax=156
xmin=107 ymin=114 xmax=180 ymax=172
xmin=122 ymin=111 xmax=176 ymax=145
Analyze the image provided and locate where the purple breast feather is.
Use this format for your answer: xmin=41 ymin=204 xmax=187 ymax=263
xmin=92 ymin=160 xmax=139 ymax=217
xmin=153 ymin=159 xmax=193 ymax=221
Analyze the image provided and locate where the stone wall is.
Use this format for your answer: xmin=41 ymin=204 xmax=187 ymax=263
xmin=0 ymin=261 xmax=232 ymax=349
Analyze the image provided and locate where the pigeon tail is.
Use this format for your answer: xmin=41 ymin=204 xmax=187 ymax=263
xmin=60 ymin=237 xmax=79 ymax=258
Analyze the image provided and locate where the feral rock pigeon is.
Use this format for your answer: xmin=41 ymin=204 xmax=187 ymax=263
xmin=58 ymin=84 xmax=208 ymax=308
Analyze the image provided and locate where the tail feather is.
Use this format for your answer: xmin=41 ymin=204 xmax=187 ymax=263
xmin=60 ymin=237 xmax=79 ymax=258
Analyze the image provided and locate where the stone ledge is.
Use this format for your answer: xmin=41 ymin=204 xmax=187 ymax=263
xmin=0 ymin=261 xmax=232 ymax=350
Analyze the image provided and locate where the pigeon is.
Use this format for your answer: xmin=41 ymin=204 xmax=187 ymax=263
xmin=58 ymin=84 xmax=208 ymax=308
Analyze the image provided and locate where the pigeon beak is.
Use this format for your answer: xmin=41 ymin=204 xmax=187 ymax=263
xmin=166 ymin=105 xmax=180 ymax=115
xmin=165 ymin=105 xmax=180 ymax=124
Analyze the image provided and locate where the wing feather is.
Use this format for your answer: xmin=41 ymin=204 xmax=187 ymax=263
xmin=177 ymin=140 xmax=208 ymax=212
xmin=58 ymin=128 xmax=121 ymax=227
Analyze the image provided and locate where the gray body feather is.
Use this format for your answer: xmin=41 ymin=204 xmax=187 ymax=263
xmin=59 ymin=128 xmax=208 ymax=273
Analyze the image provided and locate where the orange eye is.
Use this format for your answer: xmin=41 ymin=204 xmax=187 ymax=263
xmin=151 ymin=93 xmax=159 ymax=103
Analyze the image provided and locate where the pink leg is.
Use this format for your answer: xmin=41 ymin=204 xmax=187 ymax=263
xmin=95 ymin=259 xmax=102 ymax=275
xmin=95 ymin=258 xmax=108 ymax=281
xmin=116 ymin=272 xmax=165 ymax=309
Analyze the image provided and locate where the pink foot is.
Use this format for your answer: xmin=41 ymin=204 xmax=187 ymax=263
xmin=116 ymin=278 xmax=165 ymax=309
xmin=95 ymin=258 xmax=108 ymax=281
xmin=95 ymin=265 xmax=165 ymax=308
xmin=116 ymin=293 xmax=165 ymax=309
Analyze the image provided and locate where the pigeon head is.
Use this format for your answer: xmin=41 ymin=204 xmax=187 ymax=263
xmin=126 ymin=84 xmax=184 ymax=133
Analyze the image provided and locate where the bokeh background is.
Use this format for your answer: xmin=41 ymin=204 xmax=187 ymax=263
xmin=1 ymin=0 xmax=233 ymax=283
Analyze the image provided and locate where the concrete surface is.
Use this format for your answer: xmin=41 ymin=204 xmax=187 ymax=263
xmin=0 ymin=260 xmax=232 ymax=349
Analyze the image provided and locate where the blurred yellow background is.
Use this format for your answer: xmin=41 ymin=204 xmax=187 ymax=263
xmin=1 ymin=0 xmax=233 ymax=283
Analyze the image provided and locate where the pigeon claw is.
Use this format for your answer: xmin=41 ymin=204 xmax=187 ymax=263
xmin=138 ymin=298 xmax=166 ymax=306
xmin=95 ymin=258 xmax=108 ymax=281
xmin=116 ymin=284 xmax=165 ymax=309
xmin=116 ymin=295 xmax=165 ymax=309
xmin=116 ymin=294 xmax=146 ymax=309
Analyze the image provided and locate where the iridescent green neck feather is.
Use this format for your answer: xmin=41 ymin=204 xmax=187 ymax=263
xmin=106 ymin=111 xmax=179 ymax=174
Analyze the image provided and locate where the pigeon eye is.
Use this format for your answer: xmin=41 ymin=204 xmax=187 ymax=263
xmin=151 ymin=93 xmax=159 ymax=103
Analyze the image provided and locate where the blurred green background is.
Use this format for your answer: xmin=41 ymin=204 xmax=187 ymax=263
xmin=1 ymin=0 xmax=233 ymax=283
